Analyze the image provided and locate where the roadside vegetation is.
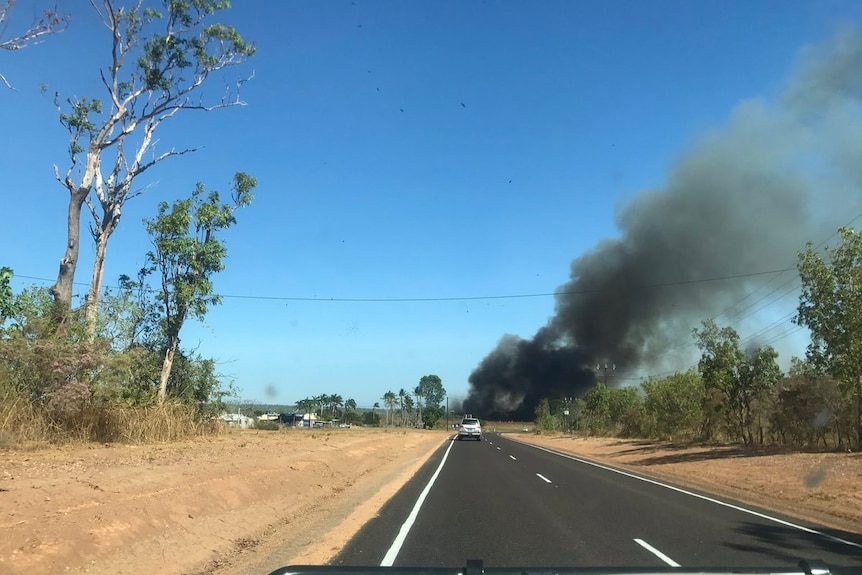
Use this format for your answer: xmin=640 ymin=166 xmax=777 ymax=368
xmin=534 ymin=227 xmax=862 ymax=452
xmin=284 ymin=376 xmax=449 ymax=430
xmin=0 ymin=2 xmax=256 ymax=447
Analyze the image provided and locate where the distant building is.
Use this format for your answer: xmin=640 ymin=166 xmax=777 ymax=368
xmin=278 ymin=413 xmax=304 ymax=426
xmin=219 ymin=412 xmax=255 ymax=429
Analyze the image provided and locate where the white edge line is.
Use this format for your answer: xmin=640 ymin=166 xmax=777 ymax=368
xmin=536 ymin=472 xmax=552 ymax=483
xmin=634 ymin=538 xmax=680 ymax=567
xmin=380 ymin=438 xmax=455 ymax=566
xmin=511 ymin=438 xmax=862 ymax=550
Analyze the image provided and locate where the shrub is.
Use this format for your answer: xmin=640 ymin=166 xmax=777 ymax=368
xmin=253 ymin=419 xmax=280 ymax=431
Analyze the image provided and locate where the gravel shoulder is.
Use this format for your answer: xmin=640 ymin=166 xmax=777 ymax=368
xmin=0 ymin=428 xmax=446 ymax=575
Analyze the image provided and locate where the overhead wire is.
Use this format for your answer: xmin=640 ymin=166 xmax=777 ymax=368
xmin=12 ymin=211 xmax=862 ymax=385
xmin=14 ymin=211 xmax=861 ymax=304
xmin=621 ymin=209 xmax=862 ymax=381
xmin=13 ymin=267 xmax=795 ymax=303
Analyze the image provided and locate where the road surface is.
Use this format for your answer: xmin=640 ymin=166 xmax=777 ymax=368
xmin=331 ymin=432 xmax=862 ymax=569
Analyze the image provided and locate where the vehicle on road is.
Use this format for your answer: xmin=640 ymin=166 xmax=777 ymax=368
xmin=457 ymin=417 xmax=482 ymax=440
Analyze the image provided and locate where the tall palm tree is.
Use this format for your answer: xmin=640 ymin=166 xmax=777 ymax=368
xmin=397 ymin=388 xmax=407 ymax=426
xmin=314 ymin=394 xmax=328 ymax=418
xmin=413 ymin=385 xmax=424 ymax=427
xmin=295 ymin=398 xmax=314 ymax=426
xmin=402 ymin=394 xmax=414 ymax=427
xmin=330 ymin=393 xmax=344 ymax=418
xmin=372 ymin=401 xmax=380 ymax=426
xmin=383 ymin=391 xmax=396 ymax=426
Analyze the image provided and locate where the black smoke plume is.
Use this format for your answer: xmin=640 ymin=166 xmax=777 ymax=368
xmin=466 ymin=27 xmax=862 ymax=420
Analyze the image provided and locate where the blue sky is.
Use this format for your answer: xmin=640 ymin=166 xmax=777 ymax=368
xmin=2 ymin=0 xmax=861 ymax=407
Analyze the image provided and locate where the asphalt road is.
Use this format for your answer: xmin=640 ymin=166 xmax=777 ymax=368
xmin=330 ymin=432 xmax=862 ymax=570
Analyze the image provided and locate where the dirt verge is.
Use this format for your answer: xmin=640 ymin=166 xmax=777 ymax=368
xmin=0 ymin=428 xmax=445 ymax=575
xmin=507 ymin=433 xmax=862 ymax=536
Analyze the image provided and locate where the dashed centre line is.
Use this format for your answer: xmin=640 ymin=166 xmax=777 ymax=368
xmin=535 ymin=473 xmax=552 ymax=484
xmin=509 ymin=455 xmax=517 ymax=461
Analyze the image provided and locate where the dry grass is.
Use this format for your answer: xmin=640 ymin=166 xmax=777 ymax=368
xmin=484 ymin=420 xmax=535 ymax=432
xmin=0 ymin=392 xmax=220 ymax=448
xmin=0 ymin=393 xmax=52 ymax=447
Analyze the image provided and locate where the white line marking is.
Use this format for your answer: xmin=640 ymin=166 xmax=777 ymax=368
xmin=634 ymin=538 xmax=680 ymax=567
xmin=509 ymin=455 xmax=517 ymax=461
xmin=496 ymin=446 xmax=501 ymax=450
xmin=536 ymin=473 xmax=552 ymax=483
xmin=380 ymin=439 xmax=454 ymax=566
xmin=511 ymin=439 xmax=862 ymax=550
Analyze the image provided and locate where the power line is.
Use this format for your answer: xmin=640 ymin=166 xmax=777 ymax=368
xmin=712 ymin=210 xmax=862 ymax=325
xmin=13 ymin=267 xmax=794 ymax=303
xmin=15 ymin=209 xmax=862 ymax=306
xmin=618 ymin=217 xmax=862 ymax=382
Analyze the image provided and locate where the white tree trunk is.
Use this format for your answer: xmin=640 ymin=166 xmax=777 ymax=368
xmin=158 ymin=336 xmax=179 ymax=403
xmin=84 ymin=228 xmax=111 ymax=340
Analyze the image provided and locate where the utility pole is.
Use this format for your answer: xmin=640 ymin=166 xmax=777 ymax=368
xmin=563 ymin=396 xmax=572 ymax=433
xmin=596 ymin=362 xmax=616 ymax=385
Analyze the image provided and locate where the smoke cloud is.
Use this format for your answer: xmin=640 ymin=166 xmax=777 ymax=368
xmin=466 ymin=27 xmax=862 ymax=420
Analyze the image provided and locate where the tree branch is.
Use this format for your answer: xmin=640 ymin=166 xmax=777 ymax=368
xmin=0 ymin=2 xmax=68 ymax=52
xmin=84 ymin=194 xmax=101 ymax=237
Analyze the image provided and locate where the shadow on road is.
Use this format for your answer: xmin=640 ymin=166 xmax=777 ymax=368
xmin=723 ymin=521 xmax=862 ymax=566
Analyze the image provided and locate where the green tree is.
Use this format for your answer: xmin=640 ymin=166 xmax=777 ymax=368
xmin=788 ymin=356 xmax=823 ymax=378
xmin=341 ymin=398 xmax=358 ymax=424
xmin=0 ymin=267 xmax=15 ymax=326
xmin=164 ymin=349 xmax=220 ymax=405
xmin=769 ymin=374 xmax=845 ymax=448
xmin=363 ymin=410 xmax=381 ymax=426
xmin=607 ymin=386 xmax=644 ymax=436
xmin=416 ymin=374 xmax=446 ymax=407
xmin=145 ymin=172 xmax=256 ymax=403
xmin=796 ymin=227 xmax=862 ymax=448
xmin=9 ymin=285 xmax=62 ymax=338
xmin=693 ymin=319 xmax=744 ymax=441
xmin=582 ymin=382 xmax=611 ymax=434
xmin=421 ymin=405 xmax=445 ymax=428
xmin=738 ymin=345 xmax=782 ymax=444
xmin=693 ymin=319 xmax=780 ymax=444
xmin=642 ymin=371 xmax=705 ymax=439
xmin=96 ymin=269 xmax=161 ymax=351
xmin=49 ymin=0 xmax=254 ymax=335
xmin=534 ymin=398 xmax=559 ymax=431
